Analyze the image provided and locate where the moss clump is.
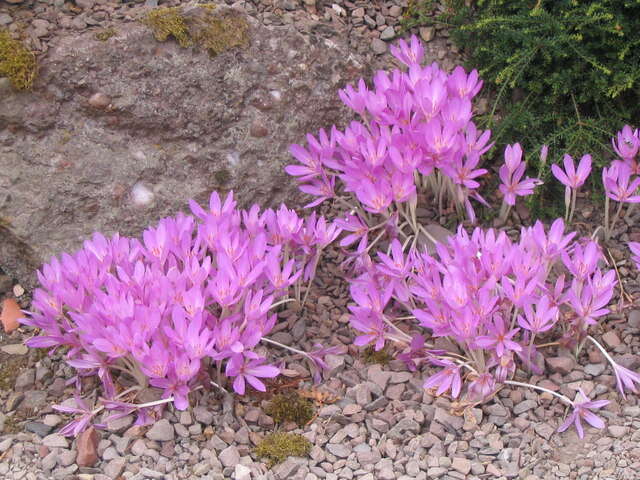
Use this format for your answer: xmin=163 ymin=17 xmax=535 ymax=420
xmin=193 ymin=9 xmax=249 ymax=57
xmin=142 ymin=7 xmax=192 ymax=47
xmin=95 ymin=27 xmax=117 ymax=42
xmin=265 ymin=392 xmax=315 ymax=426
xmin=254 ymin=432 xmax=311 ymax=467
xmin=141 ymin=5 xmax=249 ymax=56
xmin=0 ymin=30 xmax=37 ymax=90
xmin=362 ymin=345 xmax=392 ymax=365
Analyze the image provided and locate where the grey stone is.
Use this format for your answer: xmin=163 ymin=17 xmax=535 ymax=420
xmin=235 ymin=464 xmax=251 ymax=480
xmin=0 ymin=438 xmax=12 ymax=453
xmin=14 ymin=369 xmax=35 ymax=391
xmin=327 ymin=443 xmax=350 ymax=458
xmin=0 ymin=11 xmax=369 ymax=289
xmin=42 ymin=451 xmax=58 ymax=471
xmin=380 ymin=27 xmax=395 ymax=41
xmin=274 ymin=458 xmax=301 ymax=479
xmin=584 ymin=363 xmax=606 ymax=376
xmin=219 ymin=445 xmax=240 ymax=467
xmin=25 ymin=421 xmax=52 ymax=437
xmin=193 ymin=406 xmax=215 ymax=425
xmin=145 ymin=419 xmax=174 ymax=442
xmin=42 ymin=433 xmax=69 ymax=448
xmin=371 ymin=38 xmax=387 ymax=55
xmin=513 ymin=399 xmax=537 ymax=415
xmin=546 ymin=356 xmax=575 ymax=375
xmin=0 ymin=14 xmax=12 ymax=26
xmin=58 ymin=449 xmax=77 ymax=467
xmin=104 ymin=457 xmax=126 ymax=479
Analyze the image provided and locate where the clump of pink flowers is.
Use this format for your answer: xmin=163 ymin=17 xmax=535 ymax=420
xmin=21 ymin=191 xmax=341 ymax=436
xmin=286 ymin=35 xmax=640 ymax=439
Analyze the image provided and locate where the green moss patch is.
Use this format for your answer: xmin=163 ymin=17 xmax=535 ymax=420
xmin=254 ymin=432 xmax=311 ymax=467
xmin=95 ymin=27 xmax=118 ymax=42
xmin=265 ymin=392 xmax=315 ymax=426
xmin=141 ymin=5 xmax=249 ymax=56
xmin=0 ymin=30 xmax=37 ymax=90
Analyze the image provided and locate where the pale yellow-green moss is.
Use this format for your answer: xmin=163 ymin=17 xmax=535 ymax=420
xmin=0 ymin=30 xmax=37 ymax=90
xmin=254 ymin=432 xmax=311 ymax=467
xmin=141 ymin=4 xmax=249 ymax=56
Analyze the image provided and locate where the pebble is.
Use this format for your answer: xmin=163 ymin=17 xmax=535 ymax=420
xmin=602 ymin=331 xmax=621 ymax=348
xmin=380 ymin=26 xmax=395 ymax=41
xmin=327 ymin=443 xmax=350 ymax=458
xmin=145 ymin=419 xmax=174 ymax=442
xmin=219 ymin=445 xmax=240 ymax=467
xmin=104 ymin=458 xmax=126 ymax=479
xmin=42 ymin=434 xmax=68 ymax=448
xmin=371 ymin=38 xmax=387 ymax=55
xmin=452 ymin=457 xmax=472 ymax=475
xmin=77 ymin=427 xmax=99 ymax=467
xmin=1 ymin=343 xmax=28 ymax=355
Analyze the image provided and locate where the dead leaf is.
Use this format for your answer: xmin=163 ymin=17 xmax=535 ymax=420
xmin=1 ymin=298 xmax=23 ymax=333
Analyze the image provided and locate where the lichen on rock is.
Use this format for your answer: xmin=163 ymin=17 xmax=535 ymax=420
xmin=0 ymin=29 xmax=37 ymax=90
xmin=141 ymin=4 xmax=249 ymax=56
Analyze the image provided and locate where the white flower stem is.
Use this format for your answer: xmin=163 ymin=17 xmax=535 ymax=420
xmin=261 ymin=336 xmax=307 ymax=357
xmin=586 ymin=335 xmax=618 ymax=370
xmin=504 ymin=380 xmax=574 ymax=407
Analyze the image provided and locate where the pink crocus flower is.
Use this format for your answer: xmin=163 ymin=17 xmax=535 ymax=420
xmin=423 ymin=358 xmax=462 ymax=398
xmin=603 ymin=163 xmax=640 ymax=203
xmin=225 ymin=352 xmax=279 ymax=395
xmin=557 ymin=389 xmax=609 ymax=439
xmin=498 ymin=144 xmax=543 ymax=206
xmin=552 ymin=154 xmax=592 ymax=190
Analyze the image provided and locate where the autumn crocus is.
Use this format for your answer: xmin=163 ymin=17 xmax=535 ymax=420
xmin=498 ymin=143 xmax=543 ymax=222
xmin=602 ymin=163 xmax=640 ymax=240
xmin=551 ymin=154 xmax=592 ymax=223
xmin=557 ymin=389 xmax=609 ymax=439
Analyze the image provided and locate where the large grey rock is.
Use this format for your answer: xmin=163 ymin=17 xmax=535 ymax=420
xmin=0 ymin=9 xmax=368 ymax=287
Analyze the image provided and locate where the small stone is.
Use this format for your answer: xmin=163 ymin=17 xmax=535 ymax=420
xmin=235 ymin=464 xmax=251 ymax=480
xmin=76 ymin=427 xmax=99 ymax=467
xmin=104 ymin=457 xmax=126 ymax=479
xmin=43 ymin=415 xmax=62 ymax=427
xmin=0 ymin=14 xmax=12 ymax=26
xmin=420 ymin=26 xmax=435 ymax=42
xmin=42 ymin=451 xmax=58 ymax=471
xmin=546 ymin=356 xmax=575 ymax=375
xmin=193 ymin=406 xmax=214 ymax=425
xmin=452 ymin=457 xmax=471 ymax=475
xmin=534 ymin=423 xmax=554 ymax=440
xmin=42 ymin=434 xmax=68 ymax=448
xmin=106 ymin=414 xmax=133 ymax=432
xmin=219 ymin=445 xmax=240 ymax=467
xmin=274 ymin=458 xmax=300 ymax=479
xmin=584 ymin=363 xmax=606 ymax=376
xmin=343 ymin=404 xmax=362 ymax=415
xmin=608 ymin=425 xmax=628 ymax=438
xmin=389 ymin=5 xmax=403 ymax=17
xmin=76 ymin=0 xmax=95 ymax=8
xmin=0 ymin=438 xmax=13 ymax=453
xmin=352 ymin=7 xmax=365 ymax=17
xmin=88 ymin=92 xmax=111 ymax=109
xmin=25 ymin=422 xmax=52 ymax=437
xmin=513 ymin=399 xmax=537 ymax=415
xmin=380 ymin=26 xmax=395 ymax=41
xmin=145 ymin=419 xmax=174 ymax=442
xmin=371 ymin=38 xmax=387 ymax=55
xmin=58 ymin=449 xmax=77 ymax=467
xmin=327 ymin=443 xmax=350 ymax=458
xmin=602 ymin=331 xmax=621 ymax=348
xmin=12 ymin=284 xmax=24 ymax=297
xmin=1 ymin=344 xmax=28 ymax=355
xmin=179 ymin=411 xmax=192 ymax=426
xmin=15 ymin=369 xmax=35 ymax=390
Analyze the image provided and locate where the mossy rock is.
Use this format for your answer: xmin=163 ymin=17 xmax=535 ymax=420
xmin=254 ymin=432 xmax=311 ymax=467
xmin=141 ymin=4 xmax=249 ymax=57
xmin=0 ymin=29 xmax=37 ymax=90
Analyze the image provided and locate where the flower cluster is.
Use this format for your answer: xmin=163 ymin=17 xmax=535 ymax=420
xmin=286 ymin=35 xmax=492 ymax=231
xmin=347 ymin=219 xmax=631 ymax=436
xmin=22 ymin=191 xmax=340 ymax=435
xmin=603 ymin=125 xmax=640 ymax=238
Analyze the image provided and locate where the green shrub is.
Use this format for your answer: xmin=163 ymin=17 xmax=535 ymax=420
xmin=402 ymin=0 xmax=640 ymax=171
